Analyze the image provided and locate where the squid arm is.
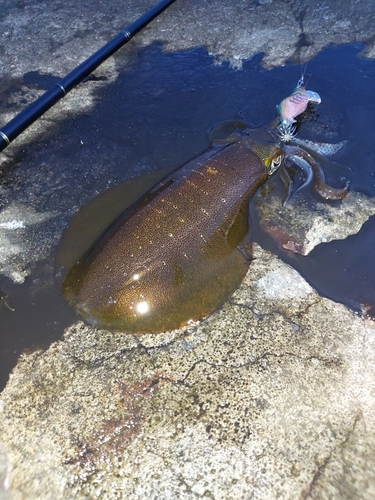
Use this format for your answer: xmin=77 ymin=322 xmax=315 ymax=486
xmin=283 ymin=146 xmax=350 ymax=201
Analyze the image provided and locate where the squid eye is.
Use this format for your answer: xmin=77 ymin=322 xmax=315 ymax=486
xmin=268 ymin=155 xmax=282 ymax=174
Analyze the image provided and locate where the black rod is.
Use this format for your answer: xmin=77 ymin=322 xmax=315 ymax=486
xmin=0 ymin=0 xmax=177 ymax=152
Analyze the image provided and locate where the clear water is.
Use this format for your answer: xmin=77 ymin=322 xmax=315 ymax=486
xmin=0 ymin=43 xmax=374 ymax=390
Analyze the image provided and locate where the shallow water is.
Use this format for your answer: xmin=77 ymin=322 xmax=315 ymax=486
xmin=0 ymin=43 xmax=374 ymax=390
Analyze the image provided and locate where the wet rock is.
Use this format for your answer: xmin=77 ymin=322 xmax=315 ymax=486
xmin=1 ymin=245 xmax=375 ymax=499
xmin=0 ymin=445 xmax=10 ymax=500
xmin=255 ymin=188 xmax=375 ymax=255
xmin=0 ymin=0 xmax=373 ymax=82
xmin=0 ymin=204 xmax=57 ymax=283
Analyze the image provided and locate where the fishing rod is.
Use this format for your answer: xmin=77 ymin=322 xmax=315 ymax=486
xmin=0 ymin=0 xmax=177 ymax=153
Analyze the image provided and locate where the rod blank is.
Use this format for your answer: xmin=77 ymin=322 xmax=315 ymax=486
xmin=0 ymin=0 xmax=177 ymax=152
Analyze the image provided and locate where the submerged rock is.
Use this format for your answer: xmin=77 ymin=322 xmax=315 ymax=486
xmin=1 ymin=245 xmax=375 ymax=499
xmin=255 ymin=189 xmax=375 ymax=255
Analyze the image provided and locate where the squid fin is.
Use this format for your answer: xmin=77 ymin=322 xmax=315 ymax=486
xmin=208 ymin=120 xmax=248 ymax=142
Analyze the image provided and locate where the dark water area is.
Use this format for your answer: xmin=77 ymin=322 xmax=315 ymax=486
xmin=289 ymin=216 xmax=375 ymax=314
xmin=0 ymin=42 xmax=375 ymax=390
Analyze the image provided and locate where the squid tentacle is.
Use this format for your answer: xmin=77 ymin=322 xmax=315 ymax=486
xmin=279 ymin=164 xmax=295 ymax=206
xmin=290 ymin=137 xmax=349 ymax=158
xmin=280 ymin=154 xmax=314 ymax=206
xmin=284 ymin=154 xmax=314 ymax=193
xmin=283 ymin=146 xmax=350 ymax=201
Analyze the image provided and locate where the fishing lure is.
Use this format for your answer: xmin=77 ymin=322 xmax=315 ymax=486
xmin=277 ymin=70 xmax=321 ymax=142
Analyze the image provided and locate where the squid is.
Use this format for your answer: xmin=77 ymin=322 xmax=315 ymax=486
xmin=57 ymin=86 xmax=349 ymax=334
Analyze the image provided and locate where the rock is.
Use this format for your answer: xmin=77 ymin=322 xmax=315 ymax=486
xmin=1 ymin=0 xmax=375 ymax=80
xmin=1 ymin=245 xmax=375 ymax=499
xmin=255 ymin=189 xmax=375 ymax=255
xmin=1 ymin=2 xmax=375 ymax=498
